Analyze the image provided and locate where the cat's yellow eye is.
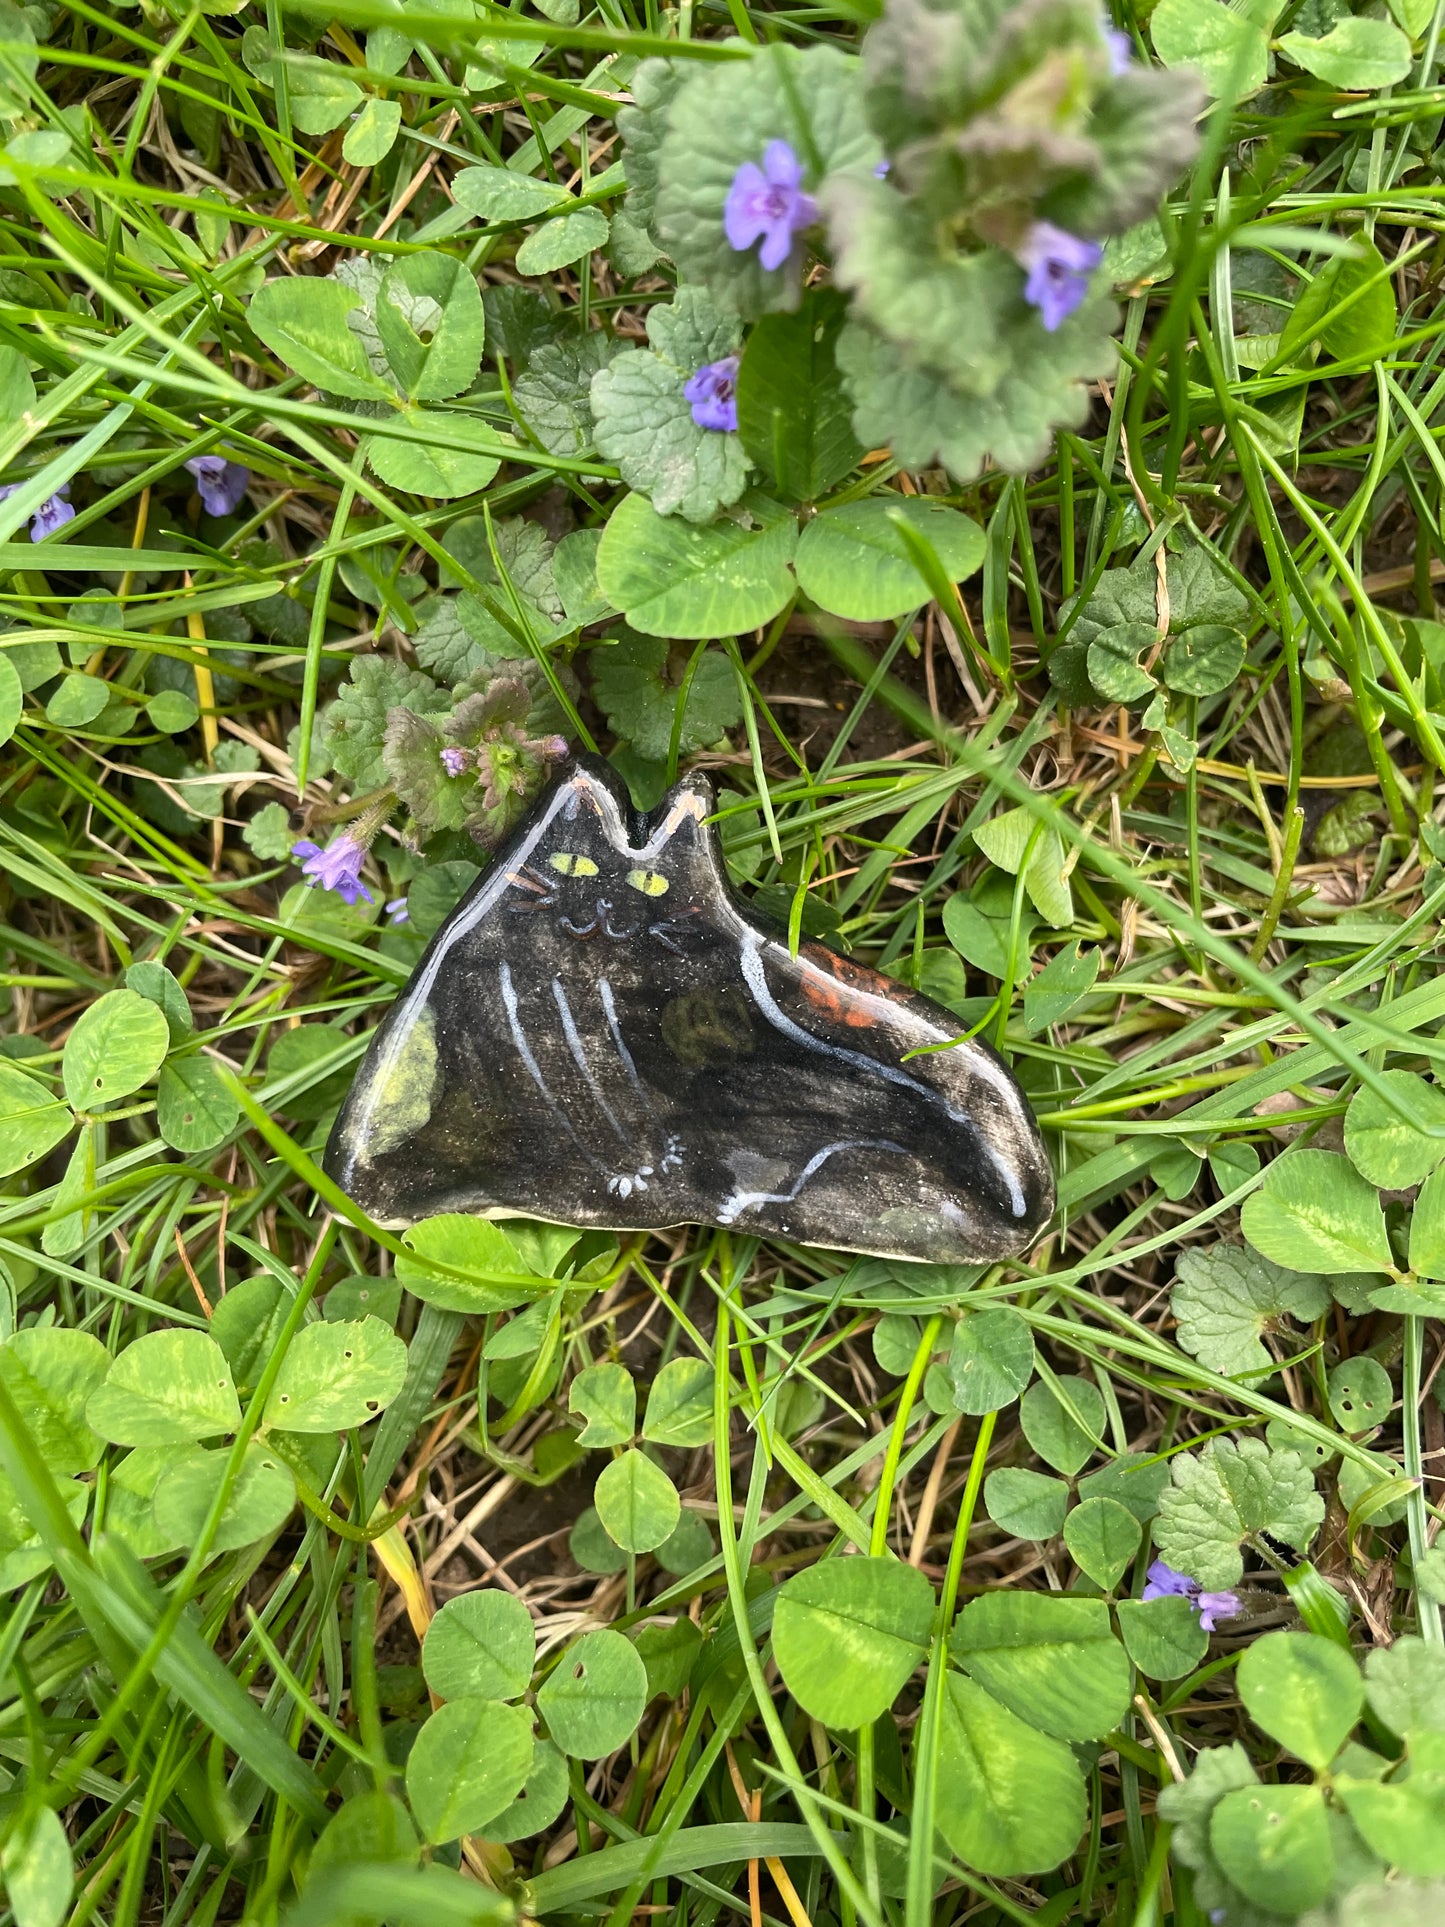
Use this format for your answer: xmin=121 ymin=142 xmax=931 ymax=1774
xmin=626 ymin=868 xmax=669 ymax=897
xmin=549 ymin=852 xmax=598 ymax=877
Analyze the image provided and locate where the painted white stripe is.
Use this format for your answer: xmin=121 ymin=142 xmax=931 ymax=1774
xmin=719 ymin=1136 xmax=906 ymax=1222
xmin=552 ymin=976 xmax=627 ymax=1141
xmin=598 ymin=978 xmax=648 ymax=1103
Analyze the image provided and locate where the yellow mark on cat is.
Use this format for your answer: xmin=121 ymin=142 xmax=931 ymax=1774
xmin=550 ymin=852 xmax=599 ymax=877
xmin=626 ymin=868 xmax=669 ymax=897
xmin=361 ymin=1004 xmax=439 ymax=1160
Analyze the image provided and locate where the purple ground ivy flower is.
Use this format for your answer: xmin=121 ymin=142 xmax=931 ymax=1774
xmin=724 ymin=140 xmax=817 ymax=273
xmin=1104 ymin=22 xmax=1133 ymax=73
xmin=290 ymin=833 xmax=374 ymax=908
xmin=440 ymin=745 xmax=473 ymax=777
xmin=0 ymin=481 xmax=74 ymax=542
xmin=1142 ymin=1559 xmax=1240 ymax=1632
xmin=1018 ymin=222 xmax=1104 ymax=332
xmin=385 ymin=897 xmax=410 ymax=925
xmin=186 ymin=454 xmax=251 ymax=518
xmin=683 ymin=355 xmax=740 ymax=433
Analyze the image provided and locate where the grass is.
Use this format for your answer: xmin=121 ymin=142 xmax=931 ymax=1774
xmin=2 ymin=1 xmax=1445 ymax=1924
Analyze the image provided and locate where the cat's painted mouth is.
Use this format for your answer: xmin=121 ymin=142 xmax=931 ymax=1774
xmin=558 ymin=897 xmax=640 ymax=941
xmin=555 ymin=898 xmax=697 ymax=958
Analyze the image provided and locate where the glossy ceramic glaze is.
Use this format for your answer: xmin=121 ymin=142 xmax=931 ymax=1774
xmin=324 ymin=756 xmax=1055 ymax=1263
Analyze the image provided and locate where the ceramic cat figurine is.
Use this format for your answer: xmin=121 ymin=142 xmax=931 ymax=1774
xmin=325 ymin=755 xmax=1054 ymax=1264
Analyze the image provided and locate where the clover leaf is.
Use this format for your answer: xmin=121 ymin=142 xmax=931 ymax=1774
xmin=590 ymin=287 xmax=749 ymax=521
xmin=1153 ymin=1436 xmax=1324 ymax=1590
xmin=1170 ymin=1245 xmax=1332 ymax=1378
xmin=1344 ymin=1069 xmax=1445 ymax=1190
xmin=1240 ymin=1148 xmax=1393 ymax=1276
xmin=1157 ymin=1744 xmax=1262 ymax=1919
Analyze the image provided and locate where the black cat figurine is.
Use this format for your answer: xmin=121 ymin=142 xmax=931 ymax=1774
xmin=325 ymin=756 xmax=1054 ymax=1264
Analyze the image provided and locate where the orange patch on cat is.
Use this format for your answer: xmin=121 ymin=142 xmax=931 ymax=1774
xmin=798 ymin=965 xmax=880 ymax=1029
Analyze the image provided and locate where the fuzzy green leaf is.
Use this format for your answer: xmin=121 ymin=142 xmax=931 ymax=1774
xmin=513 ymin=332 xmax=620 ymax=459
xmin=590 ymin=287 xmax=748 ymax=521
xmin=656 ymin=44 xmax=876 ymax=315
xmin=1170 ymin=1244 xmax=1331 ymax=1377
xmin=325 ymin=656 xmax=448 ymax=790
xmin=614 ymin=58 xmax=686 ymax=251
xmin=589 ymin=632 xmax=742 ymax=759
xmin=1154 ymin=1436 xmax=1324 ymax=1590
xmin=836 ymin=309 xmax=1114 ymax=485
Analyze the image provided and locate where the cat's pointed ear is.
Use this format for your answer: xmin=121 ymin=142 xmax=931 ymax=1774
xmin=505 ymin=757 xmax=629 ymax=879
xmin=640 ymin=772 xmax=723 ymax=880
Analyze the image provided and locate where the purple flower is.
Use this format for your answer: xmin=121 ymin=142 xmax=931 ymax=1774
xmin=724 ymin=140 xmax=817 ymax=273
xmin=1103 ymin=22 xmax=1133 ymax=73
xmin=1142 ymin=1559 xmax=1240 ymax=1632
xmin=440 ymin=745 xmax=472 ymax=777
xmin=873 ymin=158 xmax=891 ymax=178
xmin=1018 ymin=222 xmax=1103 ymax=332
xmin=0 ymin=481 xmax=75 ymax=542
xmin=290 ymin=834 xmax=373 ymax=908
xmin=186 ymin=454 xmax=251 ymax=518
xmin=385 ymin=897 xmax=410 ymax=925
xmin=683 ymin=356 xmax=740 ymax=434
